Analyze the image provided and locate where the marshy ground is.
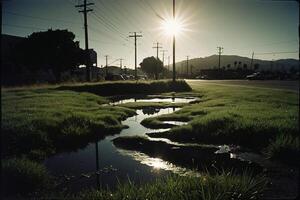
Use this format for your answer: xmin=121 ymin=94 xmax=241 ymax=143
xmin=1 ymin=80 xmax=299 ymax=199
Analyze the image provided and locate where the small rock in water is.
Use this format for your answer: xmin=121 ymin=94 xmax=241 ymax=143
xmin=81 ymin=173 xmax=90 ymax=178
xmin=64 ymin=175 xmax=70 ymax=181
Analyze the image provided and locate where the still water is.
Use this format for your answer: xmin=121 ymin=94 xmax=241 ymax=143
xmin=44 ymin=100 xmax=195 ymax=191
xmin=44 ymin=97 xmax=260 ymax=192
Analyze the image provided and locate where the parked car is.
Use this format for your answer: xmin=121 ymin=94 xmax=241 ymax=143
xmin=195 ymin=75 xmax=208 ymax=79
xmin=246 ymin=72 xmax=264 ymax=80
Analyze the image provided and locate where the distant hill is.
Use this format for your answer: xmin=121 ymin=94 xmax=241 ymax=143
xmin=174 ymin=55 xmax=299 ymax=74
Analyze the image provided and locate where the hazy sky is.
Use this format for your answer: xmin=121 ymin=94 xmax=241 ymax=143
xmin=3 ymin=0 xmax=299 ymax=69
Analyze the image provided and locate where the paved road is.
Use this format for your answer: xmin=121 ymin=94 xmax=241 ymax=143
xmin=186 ymin=79 xmax=299 ymax=92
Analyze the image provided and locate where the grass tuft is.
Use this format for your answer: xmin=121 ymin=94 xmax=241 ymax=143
xmin=2 ymin=158 xmax=51 ymax=196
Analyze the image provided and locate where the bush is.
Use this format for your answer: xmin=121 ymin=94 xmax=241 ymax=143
xmin=56 ymin=80 xmax=192 ymax=96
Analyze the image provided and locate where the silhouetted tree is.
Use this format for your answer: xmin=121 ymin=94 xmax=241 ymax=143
xmin=238 ymin=61 xmax=242 ymax=68
xmin=254 ymin=63 xmax=260 ymax=71
xmin=12 ymin=29 xmax=84 ymax=82
xmin=227 ymin=64 xmax=231 ymax=70
xmin=140 ymin=56 xmax=163 ymax=80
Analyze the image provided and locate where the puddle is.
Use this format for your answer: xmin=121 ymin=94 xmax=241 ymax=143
xmin=43 ymin=96 xmax=269 ymax=192
xmin=162 ymin=121 xmax=188 ymax=126
xmin=109 ymin=96 xmax=198 ymax=105
xmin=44 ymin=107 xmax=181 ymax=191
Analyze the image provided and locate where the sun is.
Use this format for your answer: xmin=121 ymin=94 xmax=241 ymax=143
xmin=161 ymin=18 xmax=183 ymax=36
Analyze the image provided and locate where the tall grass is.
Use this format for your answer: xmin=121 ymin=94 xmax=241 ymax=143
xmin=265 ymin=134 xmax=300 ymax=165
xmin=2 ymin=158 xmax=51 ymax=196
xmin=71 ymin=171 xmax=266 ymax=200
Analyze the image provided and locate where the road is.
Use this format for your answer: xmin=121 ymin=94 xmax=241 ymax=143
xmin=186 ymin=79 xmax=299 ymax=92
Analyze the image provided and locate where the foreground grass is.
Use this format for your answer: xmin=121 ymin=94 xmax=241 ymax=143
xmin=1 ymin=88 xmax=135 ymax=159
xmin=143 ymin=81 xmax=299 ymax=165
xmin=69 ymin=171 xmax=266 ymax=200
xmin=2 ymin=158 xmax=51 ymax=197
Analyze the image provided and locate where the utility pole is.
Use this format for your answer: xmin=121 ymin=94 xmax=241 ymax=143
xmin=153 ymin=42 xmax=162 ymax=59
xmin=217 ymin=47 xmax=224 ymax=70
xmin=0 ymin=0 xmax=2 ymax=35
xmin=119 ymin=58 xmax=123 ymax=69
xmin=129 ymin=32 xmax=142 ymax=80
xmin=168 ymin=56 xmax=170 ymax=72
xmin=104 ymin=55 xmax=109 ymax=77
xmin=250 ymin=52 xmax=254 ymax=70
xmin=75 ymin=0 xmax=94 ymax=82
xmin=172 ymin=0 xmax=176 ymax=82
xmin=161 ymin=50 xmax=168 ymax=66
xmin=186 ymin=56 xmax=189 ymax=77
xmin=119 ymin=58 xmax=123 ymax=74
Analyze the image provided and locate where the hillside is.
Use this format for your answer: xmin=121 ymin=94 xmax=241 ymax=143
xmin=174 ymin=55 xmax=299 ymax=74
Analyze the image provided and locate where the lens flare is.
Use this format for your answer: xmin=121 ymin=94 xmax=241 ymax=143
xmin=161 ymin=18 xmax=183 ymax=36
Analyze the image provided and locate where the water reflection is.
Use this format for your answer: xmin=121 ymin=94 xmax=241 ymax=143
xmin=142 ymin=107 xmax=160 ymax=115
xmin=109 ymin=97 xmax=198 ymax=105
xmin=117 ymin=149 xmax=201 ymax=177
xmin=95 ymin=141 xmax=100 ymax=188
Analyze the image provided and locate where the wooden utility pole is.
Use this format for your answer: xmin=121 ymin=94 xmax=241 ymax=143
xmin=119 ymin=58 xmax=123 ymax=69
xmin=250 ymin=52 xmax=254 ymax=70
xmin=186 ymin=56 xmax=189 ymax=77
xmin=104 ymin=55 xmax=109 ymax=77
xmin=75 ymin=0 xmax=94 ymax=82
xmin=161 ymin=50 xmax=168 ymax=66
xmin=168 ymin=56 xmax=170 ymax=72
xmin=217 ymin=47 xmax=224 ymax=70
xmin=153 ymin=42 xmax=162 ymax=59
xmin=129 ymin=32 xmax=142 ymax=80
xmin=172 ymin=0 xmax=176 ymax=82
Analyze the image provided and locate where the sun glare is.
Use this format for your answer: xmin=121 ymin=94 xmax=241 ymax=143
xmin=161 ymin=18 xmax=183 ymax=36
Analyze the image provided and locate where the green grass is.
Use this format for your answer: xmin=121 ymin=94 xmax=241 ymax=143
xmin=143 ymin=81 xmax=299 ymax=165
xmin=68 ymin=171 xmax=266 ymax=200
xmin=2 ymin=158 xmax=51 ymax=196
xmin=265 ymin=134 xmax=300 ymax=165
xmin=1 ymin=88 xmax=135 ymax=159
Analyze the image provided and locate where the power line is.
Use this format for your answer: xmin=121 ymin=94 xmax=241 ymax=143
xmin=3 ymin=10 xmax=81 ymax=25
xmin=3 ymin=23 xmax=47 ymax=31
xmin=140 ymin=0 xmax=164 ymax=20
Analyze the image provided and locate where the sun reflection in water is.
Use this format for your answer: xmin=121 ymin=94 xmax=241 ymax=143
xmin=117 ymin=149 xmax=201 ymax=177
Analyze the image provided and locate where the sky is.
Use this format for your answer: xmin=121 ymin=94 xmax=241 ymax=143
xmin=2 ymin=0 xmax=299 ymax=69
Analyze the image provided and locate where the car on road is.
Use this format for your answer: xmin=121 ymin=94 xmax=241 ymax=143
xmin=246 ymin=72 xmax=264 ymax=80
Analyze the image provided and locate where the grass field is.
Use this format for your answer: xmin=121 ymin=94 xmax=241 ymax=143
xmin=1 ymin=80 xmax=298 ymax=198
xmin=143 ymin=81 xmax=299 ymax=165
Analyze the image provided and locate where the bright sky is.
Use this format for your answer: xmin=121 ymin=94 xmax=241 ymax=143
xmin=3 ymin=0 xmax=299 ymax=69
